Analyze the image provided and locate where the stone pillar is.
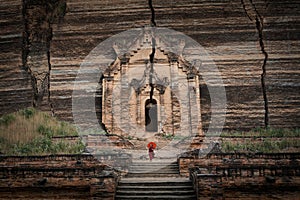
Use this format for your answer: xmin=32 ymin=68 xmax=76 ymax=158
xmin=169 ymin=61 xmax=179 ymax=135
xmin=102 ymin=77 xmax=114 ymax=132
xmin=178 ymin=74 xmax=190 ymax=137
xmin=137 ymin=93 xmax=141 ymax=125
xmin=195 ymin=75 xmax=203 ymax=136
xmin=159 ymin=93 xmax=165 ymax=133
xmin=187 ymin=77 xmax=196 ymax=136
xmin=102 ymin=78 xmax=107 ymax=126
xmin=187 ymin=75 xmax=202 ymax=136
xmin=120 ymin=63 xmax=130 ymax=135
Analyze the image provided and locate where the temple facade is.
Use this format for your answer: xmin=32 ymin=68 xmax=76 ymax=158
xmin=101 ymin=30 xmax=202 ymax=137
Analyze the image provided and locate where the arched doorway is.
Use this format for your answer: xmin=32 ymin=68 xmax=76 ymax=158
xmin=145 ymin=99 xmax=158 ymax=132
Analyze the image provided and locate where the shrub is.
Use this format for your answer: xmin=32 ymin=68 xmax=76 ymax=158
xmin=19 ymin=107 xmax=36 ymax=119
xmin=55 ymin=121 xmax=78 ymax=136
xmin=0 ymin=114 xmax=15 ymax=126
xmin=126 ymin=135 xmax=133 ymax=140
xmin=37 ymin=124 xmax=54 ymax=137
xmin=163 ymin=134 xmax=174 ymax=139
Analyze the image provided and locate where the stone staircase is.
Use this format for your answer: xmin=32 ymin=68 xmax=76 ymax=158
xmin=115 ymin=161 xmax=197 ymax=200
xmin=126 ymin=161 xmax=180 ymax=177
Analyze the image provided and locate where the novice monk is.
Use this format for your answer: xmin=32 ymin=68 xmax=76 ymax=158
xmin=148 ymin=144 xmax=154 ymax=161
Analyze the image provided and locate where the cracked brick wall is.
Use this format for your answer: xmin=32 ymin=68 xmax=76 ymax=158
xmin=183 ymin=152 xmax=300 ymax=199
xmin=242 ymin=0 xmax=270 ymax=127
xmin=22 ymin=0 xmax=66 ymax=111
xmin=0 ymin=155 xmax=118 ymax=199
xmin=0 ymin=1 xmax=32 ymax=113
xmin=0 ymin=0 xmax=299 ymax=130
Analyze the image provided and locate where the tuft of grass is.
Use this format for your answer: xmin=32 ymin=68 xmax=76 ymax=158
xmin=81 ymin=128 xmax=107 ymax=136
xmin=0 ymin=114 xmax=16 ymax=126
xmin=126 ymin=135 xmax=133 ymax=140
xmin=221 ymin=136 xmax=300 ymax=153
xmin=163 ymin=134 xmax=174 ymax=139
xmin=220 ymin=128 xmax=300 ymax=153
xmin=19 ymin=107 xmax=36 ymax=119
xmin=220 ymin=128 xmax=300 ymax=138
xmin=0 ymin=107 xmax=84 ymax=155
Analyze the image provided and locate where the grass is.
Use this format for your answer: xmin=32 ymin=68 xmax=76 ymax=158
xmin=1 ymin=108 xmax=298 ymax=155
xmin=221 ymin=128 xmax=300 ymax=153
xmin=81 ymin=128 xmax=107 ymax=136
xmin=0 ymin=107 xmax=85 ymax=156
xmin=220 ymin=128 xmax=300 ymax=138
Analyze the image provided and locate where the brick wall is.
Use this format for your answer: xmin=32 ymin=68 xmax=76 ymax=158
xmin=179 ymin=152 xmax=300 ymax=199
xmin=0 ymin=155 xmax=120 ymax=199
xmin=0 ymin=0 xmax=299 ymax=130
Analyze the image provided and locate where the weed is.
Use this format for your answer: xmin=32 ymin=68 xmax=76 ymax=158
xmin=0 ymin=114 xmax=15 ymax=126
xmin=37 ymin=124 xmax=54 ymax=137
xmin=221 ymin=128 xmax=299 ymax=138
xmin=163 ymin=134 xmax=174 ymax=139
xmin=19 ymin=107 xmax=35 ymax=119
xmin=0 ymin=108 xmax=84 ymax=155
xmin=126 ymin=136 xmax=133 ymax=140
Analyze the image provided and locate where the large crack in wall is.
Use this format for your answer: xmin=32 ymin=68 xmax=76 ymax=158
xmin=22 ymin=0 xmax=66 ymax=112
xmin=149 ymin=36 xmax=156 ymax=101
xmin=148 ymin=0 xmax=156 ymax=101
xmin=148 ymin=0 xmax=156 ymax=26
xmin=241 ymin=0 xmax=269 ymax=128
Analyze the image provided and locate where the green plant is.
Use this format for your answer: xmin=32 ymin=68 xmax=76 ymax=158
xmin=6 ymin=136 xmax=85 ymax=156
xmin=71 ymin=140 xmax=85 ymax=154
xmin=37 ymin=124 xmax=54 ymax=137
xmin=0 ymin=114 xmax=15 ymax=126
xmin=81 ymin=128 xmax=106 ymax=136
xmin=253 ymin=127 xmax=265 ymax=133
xmin=0 ymin=108 xmax=84 ymax=155
xmin=221 ymin=141 xmax=237 ymax=152
xmin=55 ymin=121 xmax=78 ymax=136
xmin=126 ymin=135 xmax=133 ymax=140
xmin=221 ymin=128 xmax=300 ymax=138
xmin=19 ymin=107 xmax=35 ymax=119
xmin=163 ymin=134 xmax=174 ymax=139
xmin=221 ymin=135 xmax=300 ymax=153
xmin=295 ymin=128 xmax=300 ymax=136
xmin=278 ymin=139 xmax=289 ymax=149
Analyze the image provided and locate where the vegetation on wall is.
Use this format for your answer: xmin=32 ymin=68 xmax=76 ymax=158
xmin=220 ymin=127 xmax=300 ymax=138
xmin=0 ymin=108 xmax=299 ymax=155
xmin=0 ymin=108 xmax=85 ymax=156
xmin=220 ymin=128 xmax=300 ymax=153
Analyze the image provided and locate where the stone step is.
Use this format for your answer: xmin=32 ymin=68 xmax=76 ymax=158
xmin=129 ymin=169 xmax=179 ymax=173
xmin=130 ymin=162 xmax=178 ymax=167
xmin=128 ymin=168 xmax=179 ymax=173
xmin=116 ymin=190 xmax=195 ymax=195
xmin=116 ymin=178 xmax=196 ymax=200
xmin=130 ymin=162 xmax=178 ymax=166
xmin=117 ymin=185 xmax=194 ymax=191
xmin=118 ymin=178 xmax=192 ymax=186
xmin=127 ymin=161 xmax=180 ymax=177
xmin=126 ymin=172 xmax=180 ymax=178
xmin=116 ymin=159 xmax=196 ymax=200
xmin=130 ymin=165 xmax=178 ymax=169
xmin=129 ymin=166 xmax=179 ymax=172
xmin=115 ymin=195 xmax=197 ymax=200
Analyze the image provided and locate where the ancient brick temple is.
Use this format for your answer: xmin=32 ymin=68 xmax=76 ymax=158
xmin=0 ymin=0 xmax=299 ymax=131
xmin=102 ymin=28 xmax=201 ymax=136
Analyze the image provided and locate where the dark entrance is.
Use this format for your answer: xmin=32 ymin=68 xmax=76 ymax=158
xmin=145 ymin=99 xmax=158 ymax=132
